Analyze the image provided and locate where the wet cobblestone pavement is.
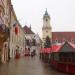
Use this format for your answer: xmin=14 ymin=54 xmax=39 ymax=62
xmin=0 ymin=56 xmax=67 ymax=75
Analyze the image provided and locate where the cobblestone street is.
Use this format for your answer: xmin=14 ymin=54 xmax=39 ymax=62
xmin=0 ymin=56 xmax=67 ymax=75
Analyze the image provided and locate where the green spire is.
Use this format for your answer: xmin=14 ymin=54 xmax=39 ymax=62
xmin=43 ymin=8 xmax=50 ymax=19
xmin=45 ymin=8 xmax=48 ymax=15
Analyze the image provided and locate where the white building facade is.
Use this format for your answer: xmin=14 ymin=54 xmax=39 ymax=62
xmin=23 ymin=25 xmax=41 ymax=55
xmin=9 ymin=7 xmax=25 ymax=59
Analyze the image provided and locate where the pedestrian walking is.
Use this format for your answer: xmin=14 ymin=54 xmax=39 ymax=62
xmin=31 ymin=50 xmax=36 ymax=58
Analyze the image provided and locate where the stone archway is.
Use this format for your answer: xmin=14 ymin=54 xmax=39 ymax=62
xmin=2 ymin=41 xmax=8 ymax=63
xmin=15 ymin=45 xmax=20 ymax=58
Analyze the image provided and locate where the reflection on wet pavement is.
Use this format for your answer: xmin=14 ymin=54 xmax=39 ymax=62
xmin=0 ymin=56 xmax=67 ymax=75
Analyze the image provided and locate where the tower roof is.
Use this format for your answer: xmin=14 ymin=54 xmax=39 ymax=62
xmin=43 ymin=9 xmax=50 ymax=19
xmin=44 ymin=9 xmax=48 ymax=15
xmin=23 ymin=25 xmax=34 ymax=34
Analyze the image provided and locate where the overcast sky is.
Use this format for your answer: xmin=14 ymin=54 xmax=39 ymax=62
xmin=11 ymin=0 xmax=75 ymax=38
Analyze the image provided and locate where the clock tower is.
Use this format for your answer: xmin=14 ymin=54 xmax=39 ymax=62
xmin=42 ymin=9 xmax=52 ymax=47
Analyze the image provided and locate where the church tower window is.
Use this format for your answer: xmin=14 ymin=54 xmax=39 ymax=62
xmin=46 ymin=18 xmax=48 ymax=22
xmin=46 ymin=31 xmax=48 ymax=33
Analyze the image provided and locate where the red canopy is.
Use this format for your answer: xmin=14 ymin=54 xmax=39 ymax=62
xmin=41 ymin=42 xmax=75 ymax=53
xmin=41 ymin=48 xmax=51 ymax=53
xmin=51 ymin=45 xmax=62 ymax=52
xmin=41 ymin=45 xmax=62 ymax=53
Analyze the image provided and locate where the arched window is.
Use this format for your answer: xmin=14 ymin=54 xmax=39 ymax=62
xmin=0 ymin=10 xmax=3 ymax=24
xmin=0 ymin=6 xmax=4 ymax=18
xmin=26 ymin=39 xmax=30 ymax=46
xmin=46 ymin=18 xmax=48 ymax=22
xmin=32 ymin=39 xmax=36 ymax=46
xmin=0 ymin=6 xmax=4 ymax=25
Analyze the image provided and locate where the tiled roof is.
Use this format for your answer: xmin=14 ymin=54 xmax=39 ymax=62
xmin=23 ymin=25 xmax=34 ymax=34
xmin=68 ymin=42 xmax=75 ymax=49
xmin=52 ymin=42 xmax=75 ymax=52
xmin=52 ymin=32 xmax=75 ymax=42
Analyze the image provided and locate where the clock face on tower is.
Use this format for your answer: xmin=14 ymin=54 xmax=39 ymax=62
xmin=46 ymin=18 xmax=48 ymax=22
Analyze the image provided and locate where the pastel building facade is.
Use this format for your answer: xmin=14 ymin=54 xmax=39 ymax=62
xmin=9 ymin=6 xmax=25 ymax=59
xmin=23 ymin=25 xmax=41 ymax=55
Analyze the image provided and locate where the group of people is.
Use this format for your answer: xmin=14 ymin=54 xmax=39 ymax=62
xmin=24 ymin=48 xmax=36 ymax=57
